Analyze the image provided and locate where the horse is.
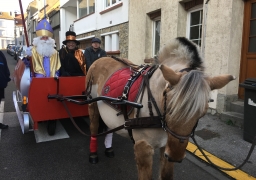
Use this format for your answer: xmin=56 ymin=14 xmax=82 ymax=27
xmin=85 ymin=37 xmax=235 ymax=180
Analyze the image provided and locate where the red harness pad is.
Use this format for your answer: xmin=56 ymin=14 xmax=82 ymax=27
xmin=101 ymin=67 xmax=144 ymax=112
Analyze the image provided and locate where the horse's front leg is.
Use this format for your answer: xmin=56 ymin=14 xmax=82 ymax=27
xmin=89 ymin=102 xmax=100 ymax=164
xmin=159 ymin=146 xmax=174 ymax=180
xmin=134 ymin=140 xmax=154 ymax=180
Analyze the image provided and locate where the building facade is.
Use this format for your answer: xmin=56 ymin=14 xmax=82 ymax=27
xmin=14 ymin=14 xmax=25 ymax=46
xmin=25 ymin=0 xmax=60 ymax=49
xmin=60 ymin=0 xmax=128 ymax=57
xmin=128 ymin=0 xmax=255 ymax=114
xmin=21 ymin=0 xmax=255 ymax=114
xmin=26 ymin=0 xmax=38 ymax=46
xmin=0 ymin=12 xmax=15 ymax=49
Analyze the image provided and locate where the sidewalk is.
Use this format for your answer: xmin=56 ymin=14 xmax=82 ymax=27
xmin=189 ymin=114 xmax=256 ymax=179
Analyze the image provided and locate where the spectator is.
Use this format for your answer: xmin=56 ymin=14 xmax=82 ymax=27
xmin=84 ymin=37 xmax=107 ymax=72
xmin=59 ymin=31 xmax=86 ymax=76
xmin=0 ymin=50 xmax=11 ymax=129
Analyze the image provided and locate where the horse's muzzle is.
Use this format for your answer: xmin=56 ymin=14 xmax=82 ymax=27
xmin=164 ymin=153 xmax=183 ymax=163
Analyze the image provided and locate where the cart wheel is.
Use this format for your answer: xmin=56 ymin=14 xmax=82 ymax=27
xmin=47 ymin=120 xmax=56 ymax=136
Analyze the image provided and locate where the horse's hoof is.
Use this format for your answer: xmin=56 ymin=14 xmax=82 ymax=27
xmin=89 ymin=152 xmax=99 ymax=164
xmin=105 ymin=147 xmax=114 ymax=158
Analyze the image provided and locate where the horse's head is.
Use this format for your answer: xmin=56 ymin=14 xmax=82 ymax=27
xmin=156 ymin=38 xmax=236 ymax=162
xmin=160 ymin=65 xmax=235 ymax=162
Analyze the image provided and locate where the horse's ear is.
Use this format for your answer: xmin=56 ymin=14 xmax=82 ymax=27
xmin=159 ymin=65 xmax=182 ymax=85
xmin=206 ymin=75 xmax=236 ymax=90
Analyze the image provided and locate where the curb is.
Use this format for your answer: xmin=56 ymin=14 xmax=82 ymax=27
xmin=187 ymin=142 xmax=256 ymax=180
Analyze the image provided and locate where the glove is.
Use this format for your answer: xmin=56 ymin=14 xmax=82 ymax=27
xmin=25 ymin=46 xmax=33 ymax=57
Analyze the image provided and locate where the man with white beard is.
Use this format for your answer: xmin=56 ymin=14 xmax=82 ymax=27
xmin=26 ymin=18 xmax=61 ymax=135
xmin=26 ymin=18 xmax=61 ymax=78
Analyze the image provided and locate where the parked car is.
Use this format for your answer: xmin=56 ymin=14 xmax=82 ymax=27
xmin=9 ymin=46 xmax=17 ymax=56
xmin=6 ymin=43 xmax=15 ymax=50
xmin=14 ymin=46 xmax=26 ymax=61
xmin=7 ymin=45 xmax=14 ymax=55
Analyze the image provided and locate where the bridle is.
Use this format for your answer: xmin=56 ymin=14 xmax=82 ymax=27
xmin=156 ymin=67 xmax=197 ymax=143
xmin=59 ymin=61 xmax=255 ymax=171
xmin=161 ymin=89 xmax=192 ymax=143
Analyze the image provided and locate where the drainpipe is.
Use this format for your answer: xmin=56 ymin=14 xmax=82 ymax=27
xmin=202 ymin=0 xmax=211 ymax=58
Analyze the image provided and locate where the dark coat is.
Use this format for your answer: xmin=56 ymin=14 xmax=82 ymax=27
xmin=0 ymin=51 xmax=11 ymax=100
xmin=84 ymin=46 xmax=107 ymax=71
xmin=59 ymin=47 xmax=85 ymax=76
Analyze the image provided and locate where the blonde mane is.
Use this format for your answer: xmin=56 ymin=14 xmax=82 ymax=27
xmin=156 ymin=37 xmax=209 ymax=123
xmin=167 ymin=70 xmax=210 ymax=123
xmin=156 ymin=37 xmax=204 ymax=71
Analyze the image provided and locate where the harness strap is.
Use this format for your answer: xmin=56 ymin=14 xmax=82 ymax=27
xmin=61 ymin=100 xmax=125 ymax=137
xmin=121 ymin=65 xmax=149 ymax=99
xmin=125 ymin=116 xmax=162 ymax=129
xmin=136 ymin=79 xmax=146 ymax=118
xmin=144 ymin=73 xmax=162 ymax=117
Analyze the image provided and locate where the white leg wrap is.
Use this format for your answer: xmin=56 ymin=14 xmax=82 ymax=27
xmin=104 ymin=130 xmax=113 ymax=148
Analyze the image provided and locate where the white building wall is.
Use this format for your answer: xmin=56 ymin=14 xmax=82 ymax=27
xmin=59 ymin=6 xmax=77 ymax=47
xmin=0 ymin=19 xmax=15 ymax=49
xmin=60 ymin=0 xmax=70 ymax=7
xmin=74 ymin=0 xmax=129 ymax=35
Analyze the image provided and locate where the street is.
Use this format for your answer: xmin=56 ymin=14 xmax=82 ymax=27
xmin=0 ymin=50 xmax=233 ymax=180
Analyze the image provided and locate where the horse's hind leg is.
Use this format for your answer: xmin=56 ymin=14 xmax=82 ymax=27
xmin=134 ymin=140 xmax=154 ymax=180
xmin=159 ymin=147 xmax=174 ymax=180
xmin=88 ymin=102 xmax=100 ymax=164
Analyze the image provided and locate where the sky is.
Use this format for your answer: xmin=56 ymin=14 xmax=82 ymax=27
xmin=0 ymin=0 xmax=32 ymax=13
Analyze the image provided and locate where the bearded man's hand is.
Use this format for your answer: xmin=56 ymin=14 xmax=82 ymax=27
xmin=26 ymin=46 xmax=33 ymax=57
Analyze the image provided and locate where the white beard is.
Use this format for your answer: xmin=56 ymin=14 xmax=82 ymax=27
xmin=32 ymin=36 xmax=56 ymax=57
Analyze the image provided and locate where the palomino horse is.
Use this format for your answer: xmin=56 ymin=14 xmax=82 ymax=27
xmin=85 ymin=37 xmax=235 ymax=179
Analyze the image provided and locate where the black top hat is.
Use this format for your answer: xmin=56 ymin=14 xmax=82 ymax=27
xmin=62 ymin=31 xmax=80 ymax=45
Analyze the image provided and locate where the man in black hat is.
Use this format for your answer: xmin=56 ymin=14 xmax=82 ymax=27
xmin=84 ymin=37 xmax=107 ymax=72
xmin=59 ymin=31 xmax=86 ymax=76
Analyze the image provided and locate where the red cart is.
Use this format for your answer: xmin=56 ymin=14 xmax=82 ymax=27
xmin=13 ymin=59 xmax=89 ymax=142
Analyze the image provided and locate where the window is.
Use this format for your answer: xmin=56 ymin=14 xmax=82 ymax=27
xmin=78 ymin=0 xmax=95 ymax=18
xmin=249 ymin=2 xmax=256 ymax=52
xmin=101 ymin=31 xmax=119 ymax=52
xmin=0 ymin=21 xmax=3 ymax=27
xmin=187 ymin=8 xmax=203 ymax=46
xmin=105 ymin=0 xmax=121 ymax=8
xmin=153 ymin=19 xmax=161 ymax=56
xmin=0 ymin=30 xmax=4 ymax=37
xmin=148 ymin=9 xmax=161 ymax=57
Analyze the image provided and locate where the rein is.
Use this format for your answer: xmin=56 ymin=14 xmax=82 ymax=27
xmin=59 ymin=62 xmax=256 ymax=171
xmin=161 ymin=90 xmax=191 ymax=143
xmin=58 ymin=58 xmax=255 ymax=171
xmin=191 ymin=132 xmax=256 ymax=171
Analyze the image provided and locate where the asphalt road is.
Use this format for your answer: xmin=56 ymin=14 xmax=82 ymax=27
xmin=0 ymin=50 xmax=233 ymax=180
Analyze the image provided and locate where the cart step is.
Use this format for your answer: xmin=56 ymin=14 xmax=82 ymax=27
xmin=34 ymin=121 xmax=69 ymax=143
